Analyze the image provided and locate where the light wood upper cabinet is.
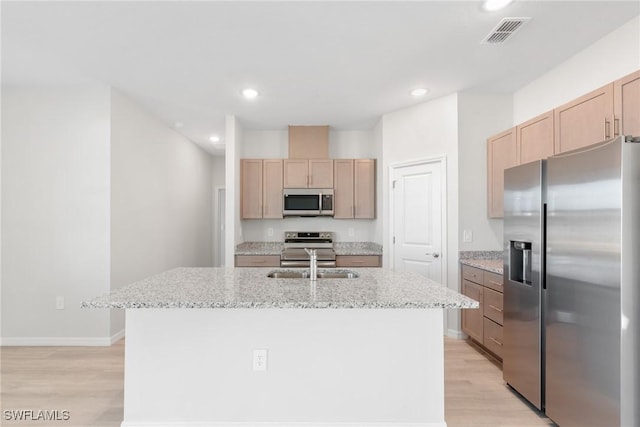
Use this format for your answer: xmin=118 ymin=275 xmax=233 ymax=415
xmin=333 ymin=159 xmax=354 ymax=218
xmin=241 ymin=159 xmax=263 ymax=219
xmin=288 ymin=125 xmax=329 ymax=159
xmin=517 ymin=111 xmax=554 ymax=164
xmin=487 ymin=128 xmax=517 ymax=218
xmin=614 ymin=70 xmax=640 ymax=137
xmin=333 ymin=159 xmax=376 ymax=219
xmin=241 ymin=159 xmax=283 ymax=219
xmin=354 ymin=159 xmax=375 ymax=219
xmin=554 ymin=83 xmax=614 ymax=153
xmin=262 ymin=159 xmax=283 ymax=219
xmin=283 ymin=159 xmax=308 ymax=188
xmin=284 ymin=159 xmax=333 ymax=188
xmin=309 ymin=160 xmax=333 ymax=188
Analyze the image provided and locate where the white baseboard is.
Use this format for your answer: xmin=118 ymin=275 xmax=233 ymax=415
xmin=121 ymin=422 xmax=446 ymax=427
xmin=1 ymin=329 xmax=125 ymax=346
xmin=446 ymin=328 xmax=466 ymax=340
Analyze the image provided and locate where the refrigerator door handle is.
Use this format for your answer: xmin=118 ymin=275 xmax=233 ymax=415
xmin=542 ymin=203 xmax=547 ymax=290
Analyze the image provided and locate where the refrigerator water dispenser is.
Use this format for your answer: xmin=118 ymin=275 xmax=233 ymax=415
xmin=509 ymin=241 xmax=532 ymax=285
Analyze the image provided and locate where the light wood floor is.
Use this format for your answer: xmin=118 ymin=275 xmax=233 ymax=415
xmin=1 ymin=337 xmax=554 ymax=426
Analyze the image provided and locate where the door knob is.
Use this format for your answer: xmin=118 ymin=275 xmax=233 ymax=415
xmin=432 ymin=253 xmax=440 ymax=258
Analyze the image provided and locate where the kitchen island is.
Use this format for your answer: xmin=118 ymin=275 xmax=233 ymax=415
xmin=84 ymin=267 xmax=477 ymax=427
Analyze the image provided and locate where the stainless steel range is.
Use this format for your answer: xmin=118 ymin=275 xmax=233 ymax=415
xmin=280 ymin=231 xmax=336 ymax=268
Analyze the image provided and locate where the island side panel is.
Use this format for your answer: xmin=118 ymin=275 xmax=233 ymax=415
xmin=122 ymin=308 xmax=445 ymax=427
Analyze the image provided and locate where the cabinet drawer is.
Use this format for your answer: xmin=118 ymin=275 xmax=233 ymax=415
xmin=235 ymin=255 xmax=280 ymax=267
xmin=483 ymin=270 xmax=503 ymax=292
xmin=483 ymin=287 xmax=504 ymax=325
xmin=462 ymin=265 xmax=483 ymax=284
xmin=483 ymin=318 xmax=503 ymax=359
xmin=335 ymin=255 xmax=381 ymax=267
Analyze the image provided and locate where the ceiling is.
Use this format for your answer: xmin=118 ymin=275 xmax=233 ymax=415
xmin=2 ymin=1 xmax=639 ymax=155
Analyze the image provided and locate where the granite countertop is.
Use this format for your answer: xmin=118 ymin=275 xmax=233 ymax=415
xmin=333 ymin=242 xmax=382 ymax=256
xmin=459 ymin=251 xmax=503 ymax=274
xmin=235 ymin=242 xmax=382 ymax=256
xmin=235 ymin=242 xmax=283 ymax=256
xmin=82 ymin=267 xmax=478 ymax=310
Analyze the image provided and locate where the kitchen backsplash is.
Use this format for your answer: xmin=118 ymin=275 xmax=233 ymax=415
xmin=241 ymin=218 xmax=380 ymax=242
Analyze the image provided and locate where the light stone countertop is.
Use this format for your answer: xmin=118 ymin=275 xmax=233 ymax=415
xmin=235 ymin=242 xmax=284 ymax=256
xmin=235 ymin=241 xmax=382 ymax=256
xmin=82 ymin=267 xmax=478 ymax=310
xmin=459 ymin=251 xmax=503 ymax=274
xmin=333 ymin=242 xmax=382 ymax=256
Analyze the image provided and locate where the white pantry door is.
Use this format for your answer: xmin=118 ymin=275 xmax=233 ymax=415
xmin=391 ymin=160 xmax=443 ymax=283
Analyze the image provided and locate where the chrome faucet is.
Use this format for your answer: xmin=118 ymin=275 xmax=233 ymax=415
xmin=304 ymin=248 xmax=318 ymax=281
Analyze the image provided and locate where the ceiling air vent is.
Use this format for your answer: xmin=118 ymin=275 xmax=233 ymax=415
xmin=482 ymin=17 xmax=531 ymax=44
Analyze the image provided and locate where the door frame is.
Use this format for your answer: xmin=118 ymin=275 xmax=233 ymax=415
xmin=388 ymin=155 xmax=448 ymax=290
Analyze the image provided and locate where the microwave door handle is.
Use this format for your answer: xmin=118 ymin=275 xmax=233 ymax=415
xmin=318 ymin=192 xmax=323 ymax=215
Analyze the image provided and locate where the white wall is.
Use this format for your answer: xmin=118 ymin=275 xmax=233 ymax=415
xmin=381 ymin=94 xmax=461 ymax=336
xmin=371 ymin=119 xmax=384 ymax=244
xmin=240 ymin=129 xmax=380 ymax=243
xmin=212 ymin=156 xmax=226 ymax=267
xmin=1 ymin=87 xmax=214 ymax=344
xmin=110 ymin=89 xmax=213 ymax=336
xmin=225 ymin=115 xmax=242 ymax=266
xmin=1 ymin=87 xmax=112 ymax=344
xmin=457 ymin=92 xmax=513 ymax=251
xmin=514 ymin=15 xmax=640 ymax=124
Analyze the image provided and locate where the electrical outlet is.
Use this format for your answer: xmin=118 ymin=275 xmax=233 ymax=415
xmin=348 ymin=227 xmax=355 ymax=237
xmin=253 ymin=349 xmax=267 ymax=371
xmin=56 ymin=296 xmax=65 ymax=310
xmin=463 ymin=229 xmax=473 ymax=243
xmin=267 ymin=227 xmax=274 ymax=237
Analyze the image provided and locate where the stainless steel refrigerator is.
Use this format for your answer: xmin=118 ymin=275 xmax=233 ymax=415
xmin=503 ymin=135 xmax=640 ymax=427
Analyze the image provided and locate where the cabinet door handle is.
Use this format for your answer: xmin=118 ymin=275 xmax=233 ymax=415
xmin=604 ymin=118 xmax=611 ymax=139
xmin=489 ymin=336 xmax=503 ymax=346
xmin=614 ymin=117 xmax=620 ymax=136
xmin=253 ymin=260 xmax=266 ymax=264
xmin=488 ymin=280 xmax=502 ymax=287
xmin=489 ymin=304 xmax=503 ymax=313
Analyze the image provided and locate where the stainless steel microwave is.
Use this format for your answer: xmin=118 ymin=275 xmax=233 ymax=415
xmin=283 ymin=189 xmax=334 ymax=217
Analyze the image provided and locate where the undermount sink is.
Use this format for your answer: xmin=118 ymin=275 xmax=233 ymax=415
xmin=267 ymin=270 xmax=359 ymax=279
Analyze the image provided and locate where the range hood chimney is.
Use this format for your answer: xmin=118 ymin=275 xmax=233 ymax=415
xmin=288 ymin=125 xmax=329 ymax=159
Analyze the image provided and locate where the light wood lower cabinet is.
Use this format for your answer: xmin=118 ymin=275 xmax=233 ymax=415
xmin=483 ymin=318 xmax=503 ymax=358
xmin=235 ymin=255 xmax=280 ymax=267
xmin=462 ymin=279 xmax=484 ymax=342
xmin=461 ymin=264 xmax=504 ymax=361
xmin=335 ymin=255 xmax=381 ymax=267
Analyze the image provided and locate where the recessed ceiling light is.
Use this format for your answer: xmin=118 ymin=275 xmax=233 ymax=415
xmin=209 ymin=135 xmax=221 ymax=143
xmin=410 ymin=88 xmax=429 ymax=97
xmin=483 ymin=0 xmax=514 ymax=11
xmin=242 ymin=88 xmax=259 ymax=99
